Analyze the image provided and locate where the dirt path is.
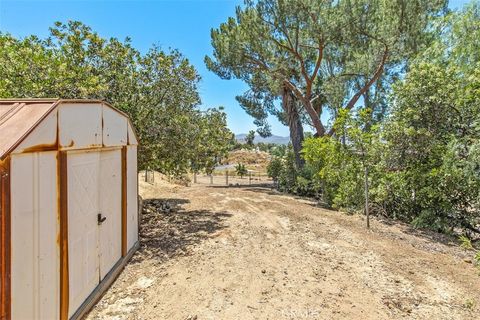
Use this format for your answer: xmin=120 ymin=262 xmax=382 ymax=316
xmin=86 ymin=179 xmax=480 ymax=320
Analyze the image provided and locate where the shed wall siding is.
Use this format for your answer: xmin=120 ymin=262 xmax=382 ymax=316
xmin=127 ymin=124 xmax=138 ymax=145
xmin=126 ymin=146 xmax=138 ymax=250
xmin=59 ymin=104 xmax=102 ymax=150
xmin=102 ymin=106 xmax=128 ymax=147
xmin=10 ymin=152 xmax=60 ymax=320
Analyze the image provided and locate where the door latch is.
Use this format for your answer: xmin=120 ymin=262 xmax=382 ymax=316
xmin=98 ymin=213 xmax=107 ymax=225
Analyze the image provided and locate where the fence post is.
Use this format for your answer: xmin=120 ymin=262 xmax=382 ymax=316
xmin=193 ymin=172 xmax=197 ymax=184
xmin=210 ymin=174 xmax=213 ymax=185
xmin=364 ymin=165 xmax=370 ymax=229
xmin=226 ymin=171 xmax=229 ymax=186
xmin=249 ymin=172 xmax=252 ymax=185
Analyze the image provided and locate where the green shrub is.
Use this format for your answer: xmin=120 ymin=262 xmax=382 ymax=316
xmin=235 ymin=163 xmax=248 ymax=178
xmin=267 ymin=157 xmax=283 ymax=183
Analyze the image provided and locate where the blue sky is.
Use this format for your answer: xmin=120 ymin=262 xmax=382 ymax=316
xmin=0 ymin=0 xmax=473 ymax=136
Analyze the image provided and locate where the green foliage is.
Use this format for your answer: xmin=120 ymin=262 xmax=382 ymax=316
xmin=459 ymin=235 xmax=474 ymax=250
xmin=463 ymin=298 xmax=476 ymax=310
xmin=190 ymin=107 xmax=233 ymax=175
xmin=266 ymin=145 xmax=320 ymax=197
xmin=422 ymin=1 xmax=480 ymax=72
xmin=256 ymin=142 xmax=278 ymax=153
xmin=277 ymin=147 xmax=298 ymax=192
xmin=378 ymin=62 xmax=480 ymax=232
xmin=267 ymin=157 xmax=283 ymax=183
xmin=235 ymin=163 xmax=248 ymax=178
xmin=244 ymin=130 xmax=256 ymax=146
xmin=0 ymin=21 xmax=232 ymax=177
xmin=291 ymin=165 xmax=322 ymax=198
xmin=300 ymin=4 xmax=480 ymax=235
xmin=302 ymin=122 xmax=368 ymax=210
xmin=269 ymin=144 xmax=288 ymax=157
xmin=302 ymin=60 xmax=480 ymax=231
xmin=206 ymin=0 xmax=447 ymax=137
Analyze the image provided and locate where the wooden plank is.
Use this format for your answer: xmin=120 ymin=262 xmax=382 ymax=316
xmin=126 ymin=146 xmax=139 ymax=249
xmin=121 ymin=147 xmax=127 ymax=257
xmin=0 ymin=158 xmax=11 ymax=320
xmin=70 ymin=242 xmax=139 ymax=320
xmin=58 ymin=151 xmax=69 ymax=320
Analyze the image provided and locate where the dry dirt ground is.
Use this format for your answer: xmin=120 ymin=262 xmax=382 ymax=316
xmin=86 ymin=178 xmax=480 ymax=320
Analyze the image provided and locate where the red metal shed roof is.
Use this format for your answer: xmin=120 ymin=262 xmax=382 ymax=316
xmin=0 ymin=99 xmax=59 ymax=160
xmin=0 ymin=98 xmax=139 ymax=160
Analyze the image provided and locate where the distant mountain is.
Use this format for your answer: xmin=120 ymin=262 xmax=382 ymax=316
xmin=235 ymin=133 xmax=290 ymax=145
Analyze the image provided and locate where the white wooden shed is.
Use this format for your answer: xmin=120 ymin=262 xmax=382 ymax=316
xmin=0 ymin=99 xmax=139 ymax=320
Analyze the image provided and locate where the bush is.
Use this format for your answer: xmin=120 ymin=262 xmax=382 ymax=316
xmin=267 ymin=157 xmax=283 ymax=184
xmin=302 ymin=135 xmax=365 ymax=210
xmin=266 ymin=145 xmax=321 ymax=197
xmin=235 ymin=163 xmax=248 ymax=178
xmin=300 ymin=63 xmax=480 ymax=235
xmin=277 ymin=147 xmax=297 ymax=192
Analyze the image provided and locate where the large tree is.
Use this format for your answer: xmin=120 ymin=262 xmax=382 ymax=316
xmin=206 ymin=0 xmax=447 ymax=157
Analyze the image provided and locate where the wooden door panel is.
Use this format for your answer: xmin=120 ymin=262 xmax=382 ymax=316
xmin=67 ymin=151 xmax=100 ymax=318
xmin=99 ymin=150 xmax=122 ymax=279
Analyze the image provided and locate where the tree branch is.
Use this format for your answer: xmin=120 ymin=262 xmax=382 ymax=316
xmin=309 ymin=42 xmax=324 ymax=87
xmin=283 ymin=80 xmax=325 ymax=136
xmin=327 ymin=46 xmax=389 ymax=136
xmin=347 ymin=47 xmax=388 ymax=110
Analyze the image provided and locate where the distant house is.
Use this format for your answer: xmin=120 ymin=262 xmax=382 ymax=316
xmin=0 ymin=99 xmax=139 ymax=320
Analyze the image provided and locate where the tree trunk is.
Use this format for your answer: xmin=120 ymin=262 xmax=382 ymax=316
xmin=283 ymin=86 xmax=305 ymax=169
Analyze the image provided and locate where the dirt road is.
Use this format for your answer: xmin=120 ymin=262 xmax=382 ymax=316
xmin=87 ymin=178 xmax=480 ymax=320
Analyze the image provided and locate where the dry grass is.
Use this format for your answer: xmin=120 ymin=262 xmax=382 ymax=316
xmin=223 ymin=149 xmax=271 ymax=172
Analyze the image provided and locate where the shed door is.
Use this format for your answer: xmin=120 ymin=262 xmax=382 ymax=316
xmin=99 ymin=150 xmax=122 ymax=279
xmin=67 ymin=149 xmax=122 ymax=317
xmin=68 ymin=151 xmax=100 ymax=317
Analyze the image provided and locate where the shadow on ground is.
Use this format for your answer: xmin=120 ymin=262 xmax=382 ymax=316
xmin=131 ymin=198 xmax=232 ymax=264
xmin=379 ymin=217 xmax=461 ymax=248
